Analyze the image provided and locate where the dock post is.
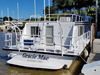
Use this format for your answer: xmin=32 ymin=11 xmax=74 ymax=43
xmin=86 ymin=23 xmax=95 ymax=63
xmin=92 ymin=23 xmax=95 ymax=50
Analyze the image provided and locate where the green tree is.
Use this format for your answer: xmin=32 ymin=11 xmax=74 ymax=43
xmin=43 ymin=6 xmax=56 ymax=15
xmin=3 ymin=16 xmax=13 ymax=21
xmin=52 ymin=0 xmax=74 ymax=13
xmin=9 ymin=17 xmax=13 ymax=21
xmin=52 ymin=0 xmax=100 ymax=14
xmin=3 ymin=16 xmax=8 ymax=21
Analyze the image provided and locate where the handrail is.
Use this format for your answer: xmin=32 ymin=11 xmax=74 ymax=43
xmin=30 ymin=15 xmax=41 ymax=22
xmin=5 ymin=21 xmax=21 ymax=34
xmin=5 ymin=33 xmax=12 ymax=47
xmin=28 ymin=14 xmax=88 ymax=22
xmin=45 ymin=14 xmax=87 ymax=22
xmin=5 ymin=30 xmax=91 ymax=55
xmin=57 ymin=21 xmax=63 ymax=56
xmin=16 ymin=31 xmax=90 ymax=53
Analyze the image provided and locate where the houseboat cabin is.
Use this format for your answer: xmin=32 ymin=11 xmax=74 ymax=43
xmin=3 ymin=14 xmax=92 ymax=69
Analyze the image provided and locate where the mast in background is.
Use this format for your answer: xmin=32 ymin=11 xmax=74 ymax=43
xmin=17 ymin=3 xmax=19 ymax=21
xmin=1 ymin=10 xmax=3 ymax=20
xmin=34 ymin=0 xmax=36 ymax=21
xmin=44 ymin=0 xmax=45 ymax=21
xmin=12 ymin=11 xmax=14 ymax=20
xmin=7 ymin=7 xmax=9 ymax=21
xmin=48 ymin=0 xmax=50 ymax=21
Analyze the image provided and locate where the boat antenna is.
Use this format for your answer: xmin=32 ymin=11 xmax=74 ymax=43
xmin=17 ymin=3 xmax=19 ymax=21
xmin=34 ymin=0 xmax=36 ymax=21
xmin=48 ymin=0 xmax=50 ymax=21
xmin=44 ymin=0 xmax=45 ymax=21
xmin=7 ymin=7 xmax=9 ymax=21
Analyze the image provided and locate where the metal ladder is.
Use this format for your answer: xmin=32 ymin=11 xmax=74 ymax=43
xmin=5 ymin=33 xmax=12 ymax=47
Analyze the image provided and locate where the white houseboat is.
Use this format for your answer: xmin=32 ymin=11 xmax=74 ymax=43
xmin=3 ymin=14 xmax=92 ymax=70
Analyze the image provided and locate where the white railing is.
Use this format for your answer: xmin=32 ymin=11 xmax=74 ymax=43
xmin=5 ymin=33 xmax=12 ymax=47
xmin=75 ymin=31 xmax=91 ymax=54
xmin=4 ymin=31 xmax=91 ymax=56
xmin=29 ymin=14 xmax=86 ymax=22
xmin=45 ymin=14 xmax=85 ymax=22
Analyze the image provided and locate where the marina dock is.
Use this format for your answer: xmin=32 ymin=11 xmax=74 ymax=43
xmin=81 ymin=23 xmax=100 ymax=75
xmin=89 ymin=53 xmax=100 ymax=62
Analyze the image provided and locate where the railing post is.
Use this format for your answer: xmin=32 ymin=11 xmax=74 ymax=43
xmin=76 ymin=15 xmax=77 ymax=22
xmin=58 ymin=21 xmax=63 ymax=56
xmin=86 ymin=32 xmax=87 ymax=44
xmin=10 ymin=33 xmax=12 ymax=47
xmin=5 ymin=34 xmax=6 ymax=46
xmin=79 ymin=16 xmax=80 ymax=21
xmin=16 ymin=33 xmax=18 ymax=49
xmin=33 ymin=34 xmax=35 ymax=51
xmin=72 ymin=15 xmax=73 ymax=22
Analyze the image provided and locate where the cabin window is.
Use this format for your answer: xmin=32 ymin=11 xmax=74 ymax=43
xmin=73 ymin=15 xmax=76 ymax=22
xmin=31 ymin=26 xmax=40 ymax=37
xmin=46 ymin=26 xmax=53 ymax=45
xmin=78 ymin=26 xmax=83 ymax=36
xmin=76 ymin=16 xmax=79 ymax=21
xmin=5 ymin=26 xmax=7 ymax=29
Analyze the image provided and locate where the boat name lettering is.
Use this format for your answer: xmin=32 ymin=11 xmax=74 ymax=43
xmin=22 ymin=53 xmax=49 ymax=60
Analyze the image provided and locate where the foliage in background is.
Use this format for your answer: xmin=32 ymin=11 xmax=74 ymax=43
xmin=0 ymin=16 xmax=13 ymax=21
xmin=51 ymin=0 xmax=100 ymax=14
xmin=43 ymin=6 xmax=56 ymax=14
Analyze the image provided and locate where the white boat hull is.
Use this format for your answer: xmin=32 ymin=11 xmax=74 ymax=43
xmin=7 ymin=52 xmax=74 ymax=70
xmin=82 ymin=61 xmax=100 ymax=75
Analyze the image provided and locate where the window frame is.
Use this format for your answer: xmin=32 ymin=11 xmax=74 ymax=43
xmin=46 ymin=25 xmax=54 ymax=45
xmin=31 ymin=26 xmax=40 ymax=37
xmin=78 ymin=26 xmax=84 ymax=36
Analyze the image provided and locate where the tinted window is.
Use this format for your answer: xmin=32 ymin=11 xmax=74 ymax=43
xmin=31 ymin=27 xmax=40 ymax=37
xmin=78 ymin=26 xmax=83 ymax=36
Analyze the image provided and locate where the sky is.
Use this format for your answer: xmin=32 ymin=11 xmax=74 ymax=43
xmin=0 ymin=0 xmax=52 ymax=20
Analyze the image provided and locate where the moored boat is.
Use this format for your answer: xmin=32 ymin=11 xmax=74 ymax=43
xmin=3 ymin=13 xmax=92 ymax=70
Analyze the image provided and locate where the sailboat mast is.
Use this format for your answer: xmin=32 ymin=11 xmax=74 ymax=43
xmin=44 ymin=0 xmax=45 ymax=21
xmin=7 ymin=7 xmax=9 ymax=21
xmin=1 ymin=10 xmax=3 ymax=20
xmin=34 ymin=0 xmax=36 ymax=21
xmin=48 ymin=0 xmax=50 ymax=21
xmin=17 ymin=3 xmax=19 ymax=21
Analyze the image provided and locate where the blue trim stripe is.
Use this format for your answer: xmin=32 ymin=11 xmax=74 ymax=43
xmin=24 ymin=40 xmax=33 ymax=45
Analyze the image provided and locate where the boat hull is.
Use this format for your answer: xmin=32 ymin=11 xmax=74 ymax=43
xmin=7 ymin=52 xmax=74 ymax=70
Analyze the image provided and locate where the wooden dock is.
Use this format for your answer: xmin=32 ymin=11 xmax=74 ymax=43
xmin=89 ymin=53 xmax=96 ymax=63
xmin=89 ymin=53 xmax=100 ymax=63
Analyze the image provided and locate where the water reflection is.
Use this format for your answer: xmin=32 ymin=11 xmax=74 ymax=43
xmin=7 ymin=65 xmax=68 ymax=75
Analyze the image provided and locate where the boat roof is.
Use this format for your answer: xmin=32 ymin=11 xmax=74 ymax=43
xmin=85 ymin=16 xmax=93 ymax=19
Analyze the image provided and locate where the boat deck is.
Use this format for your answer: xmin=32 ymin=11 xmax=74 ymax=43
xmin=89 ymin=53 xmax=100 ymax=63
xmin=89 ymin=38 xmax=100 ymax=63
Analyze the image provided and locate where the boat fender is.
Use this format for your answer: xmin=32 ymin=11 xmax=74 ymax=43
xmin=83 ymin=49 xmax=88 ymax=59
xmin=63 ymin=64 xmax=67 ymax=69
